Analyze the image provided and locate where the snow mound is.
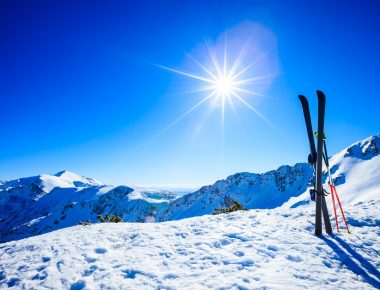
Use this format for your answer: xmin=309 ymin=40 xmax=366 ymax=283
xmin=0 ymin=201 xmax=379 ymax=289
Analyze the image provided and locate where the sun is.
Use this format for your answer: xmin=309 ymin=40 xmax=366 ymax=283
xmin=152 ymin=38 xmax=276 ymax=140
xmin=214 ymin=75 xmax=234 ymax=97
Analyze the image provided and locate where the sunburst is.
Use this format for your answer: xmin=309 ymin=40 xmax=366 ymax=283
xmin=153 ymin=38 xmax=276 ymax=140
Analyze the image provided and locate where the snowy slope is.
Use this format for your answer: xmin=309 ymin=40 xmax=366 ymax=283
xmin=0 ymin=172 xmax=178 ymax=243
xmin=0 ymin=200 xmax=379 ymax=289
xmin=282 ymin=134 xmax=380 ymax=210
xmin=161 ymin=134 xmax=380 ymax=221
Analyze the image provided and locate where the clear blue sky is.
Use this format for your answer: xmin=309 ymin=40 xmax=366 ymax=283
xmin=1 ymin=0 xmax=379 ymax=186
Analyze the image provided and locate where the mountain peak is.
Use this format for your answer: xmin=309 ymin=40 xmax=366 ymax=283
xmin=53 ymin=170 xmax=103 ymax=187
xmin=54 ymin=170 xmax=80 ymax=178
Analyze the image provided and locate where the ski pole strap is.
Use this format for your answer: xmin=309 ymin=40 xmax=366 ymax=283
xmin=310 ymin=188 xmax=329 ymax=197
xmin=315 ymin=188 xmax=329 ymax=196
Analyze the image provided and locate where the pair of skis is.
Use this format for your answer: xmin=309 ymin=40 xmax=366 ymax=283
xmin=299 ymin=90 xmax=350 ymax=235
xmin=299 ymin=90 xmax=332 ymax=235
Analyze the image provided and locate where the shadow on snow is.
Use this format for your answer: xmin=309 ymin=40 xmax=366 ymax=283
xmin=320 ymin=235 xmax=380 ymax=288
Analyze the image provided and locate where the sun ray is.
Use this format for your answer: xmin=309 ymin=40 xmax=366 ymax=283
xmin=227 ymin=37 xmax=255 ymax=79
xmin=233 ymin=87 xmax=266 ymax=97
xmin=205 ymin=40 xmax=223 ymax=79
xmin=234 ymin=87 xmax=281 ymax=102
xmin=231 ymin=91 xmax=275 ymax=129
xmin=155 ymin=64 xmax=214 ymax=84
xmin=186 ymin=53 xmax=218 ymax=81
xmin=232 ymin=72 xmax=278 ymax=86
xmin=184 ymin=85 xmax=217 ymax=95
xmin=147 ymin=90 xmax=218 ymax=142
xmin=230 ymin=45 xmax=276 ymax=81
xmin=226 ymin=94 xmax=239 ymax=119
xmin=223 ymin=34 xmax=228 ymax=78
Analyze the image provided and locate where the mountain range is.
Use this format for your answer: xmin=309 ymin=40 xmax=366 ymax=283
xmin=0 ymin=134 xmax=379 ymax=243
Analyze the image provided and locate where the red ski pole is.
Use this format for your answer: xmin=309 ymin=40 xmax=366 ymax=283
xmin=332 ymin=185 xmax=351 ymax=234
xmin=330 ymin=184 xmax=339 ymax=232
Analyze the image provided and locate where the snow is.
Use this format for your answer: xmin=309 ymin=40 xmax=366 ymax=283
xmin=54 ymin=170 xmax=103 ymax=187
xmin=0 ymin=180 xmax=179 ymax=243
xmin=0 ymin=201 xmax=379 ymax=289
xmin=159 ymin=163 xmax=313 ymax=221
xmin=0 ymin=134 xmax=379 ymax=288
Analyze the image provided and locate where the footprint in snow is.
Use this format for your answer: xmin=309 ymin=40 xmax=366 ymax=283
xmin=70 ymin=280 xmax=86 ymax=290
xmin=234 ymin=251 xmax=245 ymax=257
xmin=7 ymin=278 xmax=20 ymax=287
xmin=267 ymin=245 xmax=279 ymax=252
xmin=32 ymin=270 xmax=48 ymax=281
xmin=164 ymin=273 xmax=178 ymax=280
xmin=286 ymin=255 xmax=303 ymax=262
xmin=159 ymin=252 xmax=172 ymax=258
xmin=83 ymin=265 xmax=98 ymax=277
xmin=56 ymin=260 xmax=64 ymax=272
xmin=122 ymin=269 xmax=155 ymax=279
xmin=37 ymin=265 xmax=47 ymax=272
xmin=191 ymin=229 xmax=204 ymax=235
xmin=224 ymin=233 xmax=249 ymax=242
xmin=175 ymin=232 xmax=189 ymax=239
xmin=17 ymin=265 xmax=28 ymax=272
xmin=85 ymin=257 xmax=97 ymax=263
xmin=213 ymin=239 xmax=232 ymax=248
xmin=94 ymin=248 xmax=107 ymax=254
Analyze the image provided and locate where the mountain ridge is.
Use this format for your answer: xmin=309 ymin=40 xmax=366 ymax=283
xmin=0 ymin=133 xmax=379 ymax=243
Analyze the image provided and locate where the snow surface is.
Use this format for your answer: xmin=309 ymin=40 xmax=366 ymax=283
xmin=0 ymin=201 xmax=379 ymax=289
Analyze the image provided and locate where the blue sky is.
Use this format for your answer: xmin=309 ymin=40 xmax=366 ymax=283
xmin=1 ymin=0 xmax=379 ymax=186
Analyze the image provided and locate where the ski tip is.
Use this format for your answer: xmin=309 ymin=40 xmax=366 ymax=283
xmin=298 ymin=94 xmax=307 ymax=102
xmin=316 ymin=90 xmax=326 ymax=99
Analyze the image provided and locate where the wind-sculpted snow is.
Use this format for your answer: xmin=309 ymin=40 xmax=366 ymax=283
xmin=0 ymin=201 xmax=379 ymax=289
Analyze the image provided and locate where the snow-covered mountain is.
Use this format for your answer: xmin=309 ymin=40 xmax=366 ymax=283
xmin=160 ymin=134 xmax=380 ymax=221
xmin=282 ymin=134 xmax=380 ymax=209
xmin=159 ymin=163 xmax=313 ymax=221
xmin=0 ymin=171 xmax=178 ymax=243
xmin=0 ymin=134 xmax=379 ymax=243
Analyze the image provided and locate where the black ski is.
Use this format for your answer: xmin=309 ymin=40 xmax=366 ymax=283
xmin=298 ymin=95 xmax=317 ymax=166
xmin=316 ymin=90 xmax=332 ymax=235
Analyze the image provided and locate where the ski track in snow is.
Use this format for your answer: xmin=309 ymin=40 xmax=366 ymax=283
xmin=0 ymin=202 xmax=379 ymax=289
